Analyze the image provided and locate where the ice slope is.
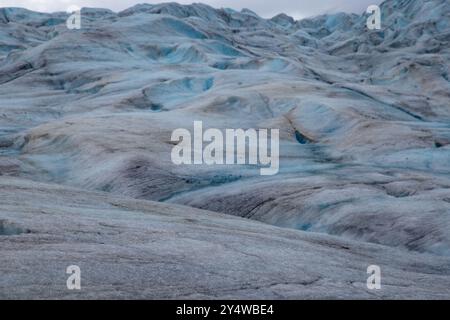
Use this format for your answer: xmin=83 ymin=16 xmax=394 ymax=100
xmin=0 ymin=0 xmax=450 ymax=298
xmin=1 ymin=177 xmax=450 ymax=299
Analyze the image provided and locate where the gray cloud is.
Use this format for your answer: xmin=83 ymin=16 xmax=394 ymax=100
xmin=0 ymin=0 xmax=384 ymax=19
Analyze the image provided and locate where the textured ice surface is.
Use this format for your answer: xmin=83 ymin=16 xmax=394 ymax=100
xmin=0 ymin=0 xmax=449 ymax=299
xmin=1 ymin=177 xmax=450 ymax=299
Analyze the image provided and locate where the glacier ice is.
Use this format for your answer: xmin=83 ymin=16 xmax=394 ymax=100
xmin=0 ymin=0 xmax=450 ymax=299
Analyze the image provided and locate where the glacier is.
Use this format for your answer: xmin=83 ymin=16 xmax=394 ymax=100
xmin=0 ymin=0 xmax=450 ymax=299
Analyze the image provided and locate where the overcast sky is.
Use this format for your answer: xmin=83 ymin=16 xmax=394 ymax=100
xmin=0 ymin=0 xmax=384 ymax=19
